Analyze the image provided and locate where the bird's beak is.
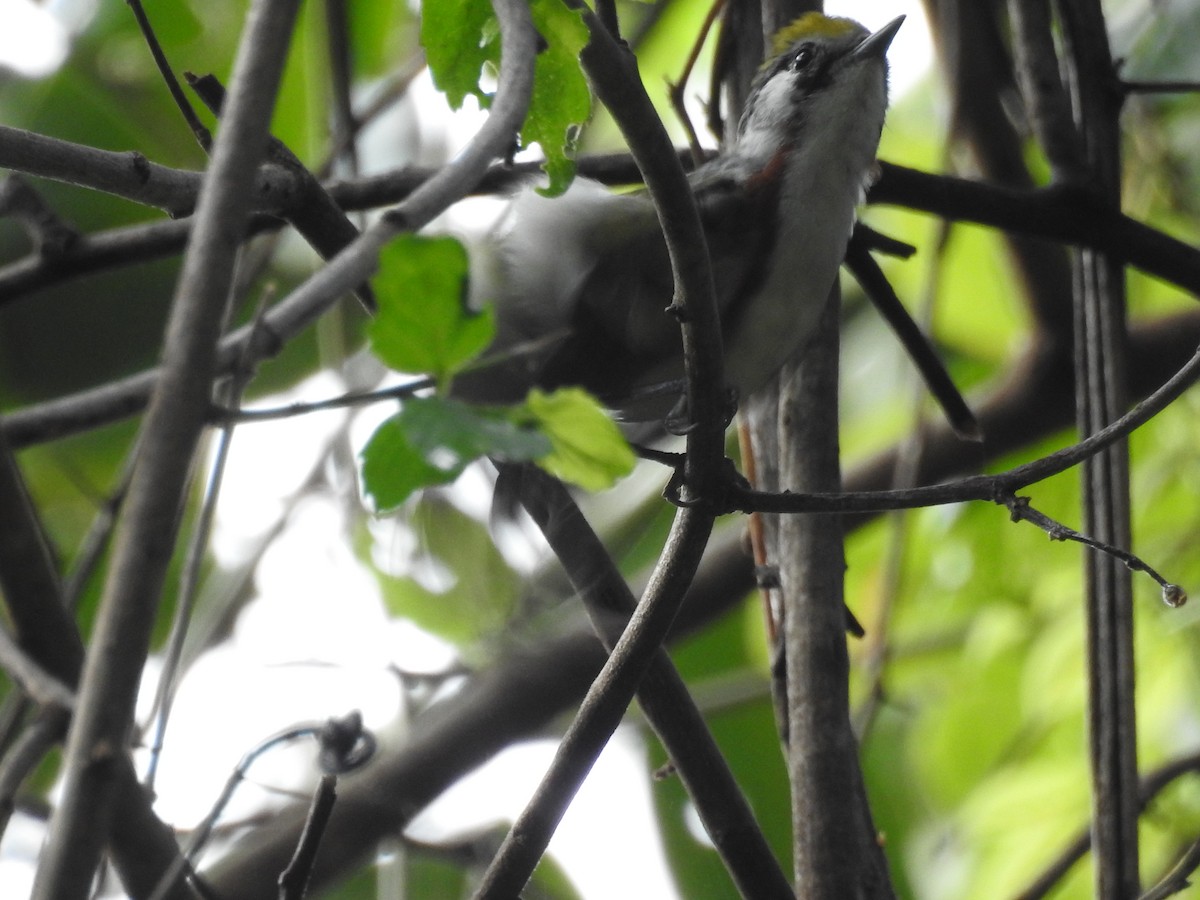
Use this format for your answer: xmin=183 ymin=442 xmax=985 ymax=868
xmin=853 ymin=15 xmax=904 ymax=61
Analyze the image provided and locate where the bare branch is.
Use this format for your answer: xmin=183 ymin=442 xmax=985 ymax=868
xmin=729 ymin=339 xmax=1200 ymax=516
xmin=1015 ymin=752 xmax=1200 ymax=899
xmin=0 ymin=124 xmax=206 ymax=217
xmin=34 ymin=0 xmax=306 ymax=892
xmin=1137 ymin=837 xmax=1200 ymax=900
xmin=0 ymin=174 xmax=79 ymax=255
xmin=505 ymin=464 xmax=791 ymax=897
xmin=277 ymin=775 xmax=339 ymax=900
xmin=126 ymin=0 xmax=212 ymax=150
xmin=475 ymin=1 xmax=729 ymax=891
xmin=1000 ymin=495 xmax=1184 ymax=607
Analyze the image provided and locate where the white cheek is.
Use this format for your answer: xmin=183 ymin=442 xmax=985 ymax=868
xmin=737 ymin=73 xmax=798 ymax=158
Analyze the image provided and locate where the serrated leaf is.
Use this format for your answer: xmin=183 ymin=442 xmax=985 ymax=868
xmin=519 ymin=388 xmax=635 ymax=491
xmin=360 ymin=398 xmax=551 ymax=512
xmin=369 ymin=235 xmax=494 ymax=385
xmin=526 ymin=0 xmax=591 ymax=196
xmin=419 ymin=0 xmax=495 ymax=108
xmin=420 ymin=0 xmax=590 ymax=193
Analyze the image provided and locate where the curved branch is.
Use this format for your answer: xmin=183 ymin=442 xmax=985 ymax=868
xmin=475 ymin=3 xmax=730 ymax=894
xmin=1015 ymin=751 xmax=1200 ymax=900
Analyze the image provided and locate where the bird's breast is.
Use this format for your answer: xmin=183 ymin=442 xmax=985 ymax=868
xmin=721 ymin=144 xmax=861 ymax=399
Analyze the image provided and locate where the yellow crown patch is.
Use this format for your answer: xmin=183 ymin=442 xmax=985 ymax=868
xmin=770 ymin=13 xmax=862 ymax=55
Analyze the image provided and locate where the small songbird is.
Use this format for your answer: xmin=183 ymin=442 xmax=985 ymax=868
xmin=454 ymin=13 xmax=902 ymax=423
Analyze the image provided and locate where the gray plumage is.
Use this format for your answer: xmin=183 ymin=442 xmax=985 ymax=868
xmin=454 ymin=15 xmax=898 ymax=422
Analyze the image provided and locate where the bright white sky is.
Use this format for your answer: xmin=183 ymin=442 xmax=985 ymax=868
xmin=0 ymin=1 xmax=933 ymax=896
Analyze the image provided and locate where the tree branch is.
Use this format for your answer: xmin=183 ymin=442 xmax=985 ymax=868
xmin=475 ymin=2 xmax=729 ymax=892
xmin=33 ymin=0 xmax=304 ymax=893
xmin=506 ymin=464 xmax=791 ymax=897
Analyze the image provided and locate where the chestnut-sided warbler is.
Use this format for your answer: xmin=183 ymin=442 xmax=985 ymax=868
xmin=455 ymin=13 xmax=902 ymax=421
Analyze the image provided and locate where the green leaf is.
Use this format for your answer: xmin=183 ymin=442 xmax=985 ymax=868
xmin=519 ymin=388 xmax=636 ymax=491
xmin=420 ymin=0 xmax=590 ymax=193
xmin=369 ymin=235 xmax=494 ymax=385
xmin=360 ymin=397 xmax=551 ymax=512
xmin=378 ymin=498 xmax=519 ymax=644
xmin=526 ymin=0 xmax=591 ymax=196
xmin=360 ymin=413 xmax=455 ymax=511
xmin=403 ymin=396 xmax=551 ymax=464
xmin=420 ymin=0 xmax=495 ymax=108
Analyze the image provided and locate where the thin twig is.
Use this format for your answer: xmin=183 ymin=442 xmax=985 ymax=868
xmin=1139 ymin=836 xmax=1200 ymax=900
xmin=507 ymin=464 xmax=791 ymax=897
xmin=667 ymin=0 xmax=727 ymax=165
xmin=727 ymin=341 xmax=1200 ymax=520
xmin=1001 ymin=495 xmax=1185 ymax=606
xmin=211 ymin=377 xmax=431 ymax=423
xmin=144 ymin=294 xmax=273 ymax=792
xmin=277 ymin=775 xmax=339 ymax=900
xmin=126 ymin=0 xmax=212 ymax=150
xmin=149 ymin=725 xmax=323 ymax=900
xmin=149 ymin=714 xmax=374 ymax=900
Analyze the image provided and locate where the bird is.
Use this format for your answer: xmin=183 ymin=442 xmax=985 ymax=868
xmin=453 ymin=13 xmax=903 ymax=425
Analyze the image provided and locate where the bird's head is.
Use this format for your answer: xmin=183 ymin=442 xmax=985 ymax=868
xmin=734 ymin=13 xmax=903 ymax=161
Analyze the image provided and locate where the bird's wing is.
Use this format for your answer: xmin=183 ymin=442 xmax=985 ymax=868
xmin=572 ymin=167 xmax=779 ymax=358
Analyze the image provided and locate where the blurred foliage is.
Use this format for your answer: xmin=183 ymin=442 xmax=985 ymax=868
xmin=1 ymin=0 xmax=1199 ymax=898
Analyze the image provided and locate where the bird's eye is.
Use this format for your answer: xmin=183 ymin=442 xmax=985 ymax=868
xmin=790 ymin=45 xmax=815 ymax=71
